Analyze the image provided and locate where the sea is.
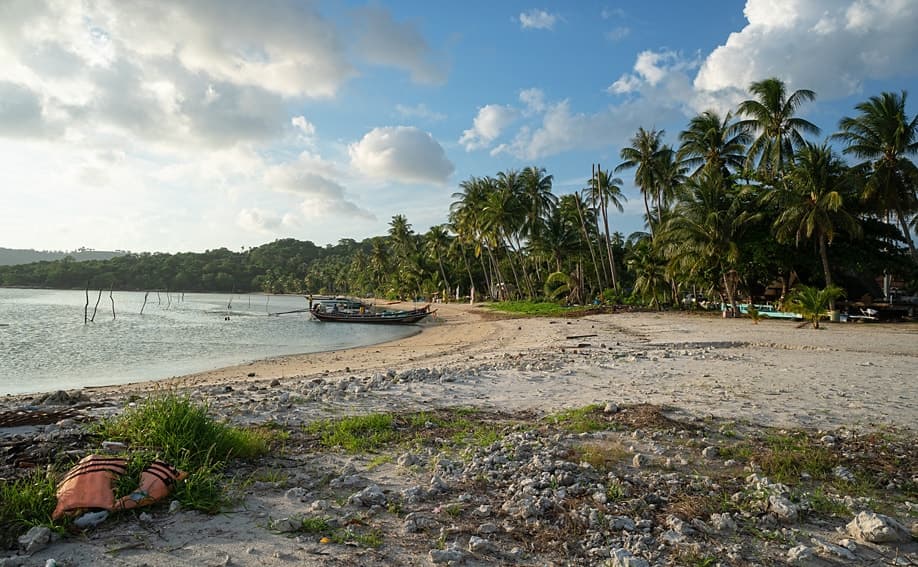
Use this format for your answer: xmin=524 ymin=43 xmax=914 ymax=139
xmin=0 ymin=288 xmax=418 ymax=396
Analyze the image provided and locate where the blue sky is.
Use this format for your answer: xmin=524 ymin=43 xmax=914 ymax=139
xmin=1 ymin=0 xmax=917 ymax=253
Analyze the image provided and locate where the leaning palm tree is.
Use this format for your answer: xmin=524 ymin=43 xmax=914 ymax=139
xmin=833 ymin=90 xmax=918 ymax=262
xmin=585 ymin=167 xmax=626 ymax=289
xmin=616 ymin=127 xmax=668 ymax=238
xmin=766 ymin=142 xmax=860 ymax=307
xmin=677 ymin=110 xmax=750 ymax=178
xmin=737 ymin=77 xmax=820 ymax=181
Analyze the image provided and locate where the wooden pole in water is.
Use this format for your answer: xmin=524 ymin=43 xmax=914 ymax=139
xmin=140 ymin=291 xmax=149 ymax=314
xmin=84 ymin=282 xmax=90 ymax=324
xmin=90 ymin=288 xmax=103 ymax=322
xmin=109 ymin=283 xmax=116 ymax=320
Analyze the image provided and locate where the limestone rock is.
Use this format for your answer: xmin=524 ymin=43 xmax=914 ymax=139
xmin=18 ymin=526 xmax=51 ymax=553
xmin=610 ymin=548 xmax=649 ymax=567
xmin=846 ymin=511 xmax=912 ymax=543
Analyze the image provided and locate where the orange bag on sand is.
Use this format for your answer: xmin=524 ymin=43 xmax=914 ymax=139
xmin=52 ymin=455 xmax=128 ymax=520
xmin=114 ymin=460 xmax=187 ymax=510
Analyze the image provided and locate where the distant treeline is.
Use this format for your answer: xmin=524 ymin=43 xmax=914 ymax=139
xmin=0 ymin=238 xmax=356 ymax=293
xmin=0 ymin=247 xmax=126 ymax=266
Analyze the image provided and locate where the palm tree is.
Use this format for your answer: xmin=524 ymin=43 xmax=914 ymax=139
xmin=737 ymin=77 xmax=819 ymax=181
xmin=425 ymin=224 xmax=452 ymax=297
xmin=626 ymin=234 xmax=667 ymax=309
xmin=533 ymin=206 xmax=580 ymax=272
xmin=585 ymin=167 xmax=626 ymax=289
xmin=616 ymin=127 xmax=668 ymax=238
xmin=519 ymin=166 xmax=558 ymax=241
xmin=834 ymin=91 xmax=918 ymax=262
xmin=661 ymin=171 xmax=754 ymax=313
xmin=767 ymin=142 xmax=860 ymax=305
xmin=677 ymin=110 xmax=750 ymax=178
xmin=786 ymin=284 xmax=845 ymax=329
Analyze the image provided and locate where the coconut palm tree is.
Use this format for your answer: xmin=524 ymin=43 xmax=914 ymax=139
xmin=677 ymin=110 xmax=750 ymax=178
xmin=519 ymin=166 xmax=558 ymax=242
xmin=766 ymin=142 xmax=860 ymax=305
xmin=424 ymin=224 xmax=452 ymax=297
xmin=616 ymin=127 xmax=668 ymax=238
xmin=737 ymin=77 xmax=819 ymax=181
xmin=833 ymin=90 xmax=918 ymax=262
xmin=661 ymin=171 xmax=753 ymax=313
xmin=585 ymin=167 xmax=626 ymax=289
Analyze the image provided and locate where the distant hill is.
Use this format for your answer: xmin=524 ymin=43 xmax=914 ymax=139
xmin=0 ymin=247 xmax=127 ymax=266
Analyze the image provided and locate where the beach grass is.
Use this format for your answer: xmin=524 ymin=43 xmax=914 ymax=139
xmin=545 ymin=404 xmax=610 ymax=433
xmin=295 ymin=515 xmax=383 ymax=548
xmin=0 ymin=470 xmax=60 ymax=549
xmin=305 ymin=413 xmax=398 ymax=452
xmin=94 ymin=393 xmax=272 ymax=512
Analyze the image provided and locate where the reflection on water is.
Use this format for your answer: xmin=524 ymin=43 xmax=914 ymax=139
xmin=0 ymin=289 xmax=417 ymax=395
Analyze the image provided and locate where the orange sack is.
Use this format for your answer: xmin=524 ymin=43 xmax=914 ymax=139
xmin=115 ymin=460 xmax=187 ymax=510
xmin=52 ymin=455 xmax=128 ymax=520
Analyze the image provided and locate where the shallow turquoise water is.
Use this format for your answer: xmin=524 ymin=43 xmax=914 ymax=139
xmin=0 ymin=289 xmax=417 ymax=395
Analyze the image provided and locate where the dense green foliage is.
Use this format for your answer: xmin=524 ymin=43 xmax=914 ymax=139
xmin=1 ymin=80 xmax=917 ymax=305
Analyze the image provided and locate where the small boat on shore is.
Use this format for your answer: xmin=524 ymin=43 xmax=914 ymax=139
xmin=310 ymin=303 xmax=433 ymax=324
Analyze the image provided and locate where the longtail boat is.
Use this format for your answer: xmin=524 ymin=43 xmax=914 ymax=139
xmin=310 ymin=304 xmax=433 ymax=324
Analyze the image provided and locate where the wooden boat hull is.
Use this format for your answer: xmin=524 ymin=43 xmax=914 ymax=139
xmin=311 ymin=305 xmax=432 ymax=324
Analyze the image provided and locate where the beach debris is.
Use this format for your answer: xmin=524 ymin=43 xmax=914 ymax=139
xmin=114 ymin=460 xmax=187 ymax=511
xmin=610 ymin=548 xmax=649 ymax=567
xmin=52 ymin=455 xmax=127 ymax=520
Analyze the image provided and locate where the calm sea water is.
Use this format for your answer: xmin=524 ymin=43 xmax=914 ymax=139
xmin=0 ymin=289 xmax=418 ymax=395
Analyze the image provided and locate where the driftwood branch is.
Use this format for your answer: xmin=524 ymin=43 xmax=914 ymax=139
xmin=140 ymin=291 xmax=149 ymax=315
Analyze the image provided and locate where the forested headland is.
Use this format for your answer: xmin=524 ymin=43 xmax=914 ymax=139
xmin=2 ymin=79 xmax=917 ymax=307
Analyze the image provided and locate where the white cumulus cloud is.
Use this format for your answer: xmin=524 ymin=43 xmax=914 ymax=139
xmin=519 ymin=9 xmax=558 ymax=30
xmin=349 ymin=126 xmax=454 ymax=185
xmin=459 ymin=105 xmax=519 ymax=151
xmin=694 ymin=0 xmax=918 ymax=98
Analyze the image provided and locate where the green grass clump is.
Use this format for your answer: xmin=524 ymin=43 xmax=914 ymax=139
xmin=94 ymin=393 xmax=272 ymax=512
xmin=545 ymin=404 xmax=609 ymax=433
xmin=758 ymin=433 xmax=837 ymax=483
xmin=306 ymin=413 xmax=398 ymax=452
xmin=96 ymin=394 xmax=269 ymax=470
xmin=0 ymin=471 xmax=59 ymax=549
xmin=295 ymin=516 xmax=383 ymax=548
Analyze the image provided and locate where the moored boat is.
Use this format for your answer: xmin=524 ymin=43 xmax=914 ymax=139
xmin=310 ymin=303 xmax=433 ymax=324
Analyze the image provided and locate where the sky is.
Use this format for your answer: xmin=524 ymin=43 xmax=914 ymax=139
xmin=1 ymin=0 xmax=917 ymax=254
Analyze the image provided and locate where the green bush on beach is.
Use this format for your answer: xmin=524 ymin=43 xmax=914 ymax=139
xmin=94 ymin=393 xmax=272 ymax=512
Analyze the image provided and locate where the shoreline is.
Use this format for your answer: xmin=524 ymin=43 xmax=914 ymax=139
xmin=6 ymin=306 xmax=917 ymax=432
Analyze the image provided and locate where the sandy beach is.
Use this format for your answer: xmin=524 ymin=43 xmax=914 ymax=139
xmin=2 ymin=305 xmax=916 ymax=566
xmin=89 ymin=302 xmax=918 ymax=431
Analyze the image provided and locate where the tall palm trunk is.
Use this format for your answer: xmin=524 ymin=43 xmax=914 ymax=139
xmin=599 ymin=201 xmax=619 ymax=289
xmin=573 ymin=196 xmax=604 ymax=291
xmin=817 ymin=234 xmax=837 ymax=311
